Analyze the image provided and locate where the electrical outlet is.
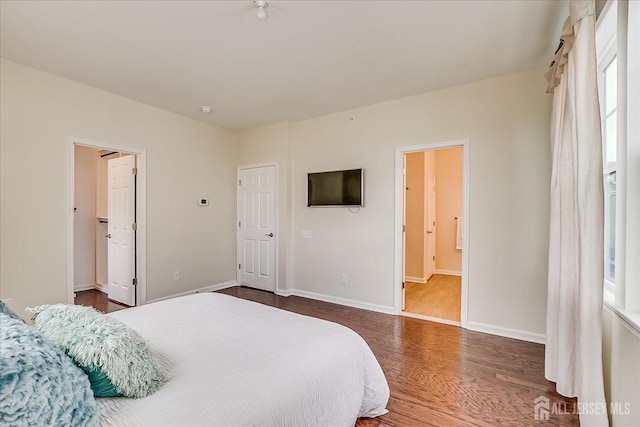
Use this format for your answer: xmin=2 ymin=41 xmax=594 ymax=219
xmin=173 ymin=271 xmax=180 ymax=281
xmin=301 ymin=230 xmax=312 ymax=239
xmin=340 ymin=273 xmax=348 ymax=285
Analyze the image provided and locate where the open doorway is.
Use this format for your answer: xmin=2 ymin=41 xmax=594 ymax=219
xmin=68 ymin=138 xmax=147 ymax=308
xmin=395 ymin=139 xmax=469 ymax=327
xmin=403 ymin=148 xmax=463 ymax=324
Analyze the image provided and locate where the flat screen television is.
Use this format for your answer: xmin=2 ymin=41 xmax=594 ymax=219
xmin=307 ymin=168 xmax=364 ymax=207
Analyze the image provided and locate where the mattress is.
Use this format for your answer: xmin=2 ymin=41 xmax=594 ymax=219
xmin=97 ymin=293 xmax=389 ymax=426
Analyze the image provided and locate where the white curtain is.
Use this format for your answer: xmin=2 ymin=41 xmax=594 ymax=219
xmin=545 ymin=1 xmax=607 ymax=426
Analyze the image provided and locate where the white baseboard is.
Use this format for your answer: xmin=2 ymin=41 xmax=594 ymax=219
xmin=74 ymin=283 xmax=96 ymax=292
xmin=146 ymin=280 xmax=238 ymax=304
xmin=152 ymin=282 xmax=542 ymax=345
xmin=405 ymin=271 xmax=462 ymax=282
xmin=141 ymin=282 xmax=543 ymax=345
xmin=434 ymin=269 xmax=462 ymax=277
xmin=289 ymin=289 xmax=395 ymax=315
xmin=95 ymin=283 xmax=107 ymax=293
xmin=467 ymin=321 xmax=545 ymax=344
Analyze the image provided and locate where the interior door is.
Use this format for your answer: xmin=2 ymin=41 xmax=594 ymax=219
xmin=107 ymin=155 xmax=136 ymax=306
xmin=402 ymin=155 xmax=407 ymax=311
xmin=237 ymin=165 xmax=276 ymax=292
xmin=425 ymin=151 xmax=437 ymax=280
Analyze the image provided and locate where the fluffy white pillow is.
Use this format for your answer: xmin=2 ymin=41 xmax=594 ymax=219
xmin=28 ymin=304 xmax=166 ymax=398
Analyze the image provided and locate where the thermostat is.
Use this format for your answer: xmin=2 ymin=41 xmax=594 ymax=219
xmin=198 ymin=198 xmax=209 ymax=206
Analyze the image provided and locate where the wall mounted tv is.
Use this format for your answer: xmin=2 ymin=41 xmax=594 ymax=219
xmin=307 ymin=168 xmax=364 ymax=207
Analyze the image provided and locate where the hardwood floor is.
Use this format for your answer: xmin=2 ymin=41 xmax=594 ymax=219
xmin=219 ymin=287 xmax=577 ymax=426
xmin=75 ymin=289 xmax=128 ymax=313
xmin=404 ymin=274 xmax=461 ymax=322
xmin=84 ymin=286 xmax=578 ymax=426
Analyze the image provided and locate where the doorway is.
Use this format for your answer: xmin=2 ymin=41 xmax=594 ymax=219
xmin=404 ymin=148 xmax=462 ymax=324
xmin=395 ymin=139 xmax=469 ymax=327
xmin=67 ymin=138 xmax=147 ymax=307
xmin=236 ymin=163 xmax=278 ymax=292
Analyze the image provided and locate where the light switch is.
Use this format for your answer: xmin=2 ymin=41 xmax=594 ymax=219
xmin=301 ymin=230 xmax=312 ymax=239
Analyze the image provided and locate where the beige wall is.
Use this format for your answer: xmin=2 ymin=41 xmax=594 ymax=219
xmin=0 ymin=59 xmax=238 ymax=317
xmin=73 ymin=146 xmax=98 ymax=289
xmin=602 ymin=310 xmax=640 ymax=426
xmin=435 ymin=147 xmax=463 ymax=274
xmin=286 ymin=67 xmax=551 ymax=335
xmin=404 ymin=152 xmax=425 ymax=280
xmin=236 ymin=122 xmax=292 ymax=291
xmin=234 ymin=68 xmax=552 ymax=336
xmin=2 ymin=59 xmax=552 ymax=338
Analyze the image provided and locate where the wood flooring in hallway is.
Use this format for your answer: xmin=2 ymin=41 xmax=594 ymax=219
xmin=404 ymin=274 xmax=461 ymax=322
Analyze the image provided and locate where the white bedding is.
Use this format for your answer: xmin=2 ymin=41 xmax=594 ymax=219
xmin=97 ymin=293 xmax=389 ymax=426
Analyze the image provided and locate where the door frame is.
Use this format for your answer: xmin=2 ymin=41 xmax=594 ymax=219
xmin=236 ymin=162 xmax=279 ymax=292
xmin=67 ymin=137 xmax=147 ymax=306
xmin=394 ymin=139 xmax=470 ymax=328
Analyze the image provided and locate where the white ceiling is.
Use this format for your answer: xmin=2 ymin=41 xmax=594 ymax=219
xmin=0 ymin=0 xmax=567 ymax=131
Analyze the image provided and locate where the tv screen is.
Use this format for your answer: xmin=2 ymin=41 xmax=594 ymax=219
xmin=307 ymin=168 xmax=363 ymax=207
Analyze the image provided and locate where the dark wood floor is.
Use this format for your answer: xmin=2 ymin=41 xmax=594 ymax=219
xmin=75 ymin=289 xmax=128 ymax=313
xmin=78 ymin=286 xmax=578 ymax=426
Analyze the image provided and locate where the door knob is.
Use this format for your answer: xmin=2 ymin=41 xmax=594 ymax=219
xmin=105 ymin=234 xmax=112 ymax=239
xmin=265 ymin=233 xmax=274 ymax=237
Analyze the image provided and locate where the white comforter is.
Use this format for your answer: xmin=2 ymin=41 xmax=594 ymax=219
xmin=97 ymin=293 xmax=389 ymax=426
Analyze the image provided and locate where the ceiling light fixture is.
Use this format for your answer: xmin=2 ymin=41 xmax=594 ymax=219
xmin=253 ymin=0 xmax=269 ymax=20
xmin=200 ymin=106 xmax=213 ymax=113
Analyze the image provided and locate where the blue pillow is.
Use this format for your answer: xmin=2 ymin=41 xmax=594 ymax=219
xmin=0 ymin=300 xmax=21 ymax=321
xmin=0 ymin=312 xmax=98 ymax=427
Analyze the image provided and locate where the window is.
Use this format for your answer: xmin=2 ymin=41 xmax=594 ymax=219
xmin=602 ymin=57 xmax=617 ymax=286
xmin=597 ymin=4 xmax=618 ymax=290
xmin=596 ymin=0 xmax=640 ymax=327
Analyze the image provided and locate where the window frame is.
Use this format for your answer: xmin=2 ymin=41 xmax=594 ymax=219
xmin=596 ymin=0 xmax=640 ymax=333
xmin=596 ymin=10 xmax=617 ymax=292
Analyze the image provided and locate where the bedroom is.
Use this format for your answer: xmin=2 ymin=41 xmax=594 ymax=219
xmin=1 ymin=0 xmax=638 ymax=426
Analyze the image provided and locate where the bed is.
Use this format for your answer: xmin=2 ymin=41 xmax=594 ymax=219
xmin=94 ymin=292 xmax=390 ymax=426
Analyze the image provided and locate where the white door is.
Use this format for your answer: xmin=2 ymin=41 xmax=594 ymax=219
xmin=425 ymin=151 xmax=437 ymax=280
xmin=107 ymin=155 xmax=136 ymax=306
xmin=237 ymin=165 xmax=276 ymax=292
xmin=401 ymin=155 xmax=407 ymax=311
